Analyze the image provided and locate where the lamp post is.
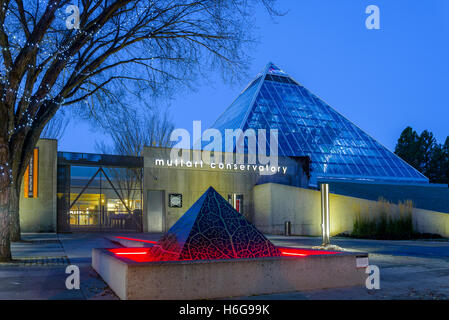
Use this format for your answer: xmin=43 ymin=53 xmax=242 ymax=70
xmin=313 ymin=182 xmax=344 ymax=251
xmin=320 ymin=183 xmax=330 ymax=246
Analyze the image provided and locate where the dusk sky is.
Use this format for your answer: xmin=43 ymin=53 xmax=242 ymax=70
xmin=59 ymin=0 xmax=449 ymax=154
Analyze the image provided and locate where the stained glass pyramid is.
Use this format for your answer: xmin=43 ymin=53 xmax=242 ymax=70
xmin=149 ymin=187 xmax=281 ymax=261
xmin=211 ymin=62 xmax=428 ymax=185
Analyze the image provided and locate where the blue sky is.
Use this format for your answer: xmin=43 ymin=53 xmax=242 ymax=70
xmin=59 ymin=0 xmax=449 ymax=153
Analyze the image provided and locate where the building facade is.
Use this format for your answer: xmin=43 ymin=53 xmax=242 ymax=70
xmin=18 ymin=63 xmax=449 ymax=237
xmin=143 ymin=147 xmax=309 ymax=232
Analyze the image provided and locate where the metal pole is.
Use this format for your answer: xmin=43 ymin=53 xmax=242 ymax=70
xmin=320 ymin=183 xmax=330 ymax=246
xmin=284 ymin=221 xmax=291 ymax=236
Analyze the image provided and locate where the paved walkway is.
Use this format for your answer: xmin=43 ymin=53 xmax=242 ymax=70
xmin=0 ymin=234 xmax=83 ymax=299
xmin=244 ymin=236 xmax=449 ymax=300
xmin=0 ymin=233 xmax=120 ymax=300
xmin=0 ymin=233 xmax=448 ymax=299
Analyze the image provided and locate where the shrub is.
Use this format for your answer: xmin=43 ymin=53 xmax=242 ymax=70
xmin=351 ymin=198 xmax=416 ymax=240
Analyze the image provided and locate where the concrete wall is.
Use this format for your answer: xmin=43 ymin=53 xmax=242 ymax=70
xmin=413 ymin=208 xmax=449 ymax=237
xmin=19 ymin=139 xmax=58 ymax=232
xmin=253 ymin=183 xmax=321 ymax=235
xmin=253 ymin=183 xmax=449 ymax=237
xmin=143 ymin=147 xmax=259 ymax=232
xmin=143 ymin=147 xmax=309 ymax=232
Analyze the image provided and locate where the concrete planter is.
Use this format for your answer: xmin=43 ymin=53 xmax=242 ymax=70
xmin=92 ymin=248 xmax=368 ymax=300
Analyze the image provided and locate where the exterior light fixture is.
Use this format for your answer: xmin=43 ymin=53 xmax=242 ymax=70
xmin=320 ymin=183 xmax=330 ymax=246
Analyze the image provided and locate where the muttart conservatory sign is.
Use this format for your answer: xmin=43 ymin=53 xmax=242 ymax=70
xmin=153 ymin=158 xmax=288 ymax=175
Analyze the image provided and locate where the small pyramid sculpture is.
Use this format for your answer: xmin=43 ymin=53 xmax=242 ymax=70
xmin=150 ymin=187 xmax=281 ymax=261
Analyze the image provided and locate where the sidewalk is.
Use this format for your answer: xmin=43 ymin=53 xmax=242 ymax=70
xmin=0 ymin=233 xmax=83 ymax=299
xmin=0 ymin=233 xmax=120 ymax=300
xmin=57 ymin=233 xmax=121 ymax=299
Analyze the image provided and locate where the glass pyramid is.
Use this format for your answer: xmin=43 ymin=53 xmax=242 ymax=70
xmin=211 ymin=63 xmax=428 ymax=185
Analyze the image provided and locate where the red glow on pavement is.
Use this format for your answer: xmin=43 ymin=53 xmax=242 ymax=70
xmin=115 ymin=236 xmax=157 ymax=244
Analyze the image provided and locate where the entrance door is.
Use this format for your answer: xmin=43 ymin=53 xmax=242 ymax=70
xmin=147 ymin=190 xmax=165 ymax=232
xmin=60 ymin=165 xmax=142 ymax=232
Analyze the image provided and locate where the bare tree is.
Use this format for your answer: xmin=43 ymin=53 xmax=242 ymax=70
xmin=99 ymin=105 xmax=174 ymax=156
xmin=0 ymin=0 xmax=280 ymax=261
xmin=96 ymin=107 xmax=173 ymax=230
xmin=40 ymin=110 xmax=69 ymax=140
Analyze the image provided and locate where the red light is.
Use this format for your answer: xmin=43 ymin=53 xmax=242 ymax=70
xmin=278 ymin=247 xmax=338 ymax=258
xmin=281 ymin=252 xmax=308 ymax=257
xmin=109 ymin=248 xmax=150 ymax=254
xmin=109 ymin=248 xmax=155 ymax=262
xmin=115 ymin=252 xmax=148 ymax=255
xmin=109 ymin=245 xmax=339 ymax=263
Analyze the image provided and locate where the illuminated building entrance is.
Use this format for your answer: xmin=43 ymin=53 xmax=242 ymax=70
xmin=57 ymin=152 xmax=143 ymax=232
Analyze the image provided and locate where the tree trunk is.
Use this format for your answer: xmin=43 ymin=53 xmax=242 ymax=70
xmin=0 ymin=139 xmax=12 ymax=262
xmin=9 ymin=185 xmax=20 ymax=242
